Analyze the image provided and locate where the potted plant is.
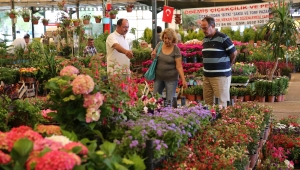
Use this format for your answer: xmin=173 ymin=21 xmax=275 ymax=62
xmin=262 ymin=0 xmax=298 ymax=81
xmin=42 ymin=18 xmax=49 ymax=26
xmin=19 ymin=8 xmax=31 ymax=22
xmin=230 ymin=87 xmax=239 ymax=101
xmin=94 ymin=15 xmax=102 ymax=23
xmin=126 ymin=4 xmax=134 ymax=12
xmin=109 ymin=10 xmax=118 ymax=19
xmin=266 ymin=80 xmax=277 ymax=102
xmin=82 ymin=14 xmax=91 ymax=25
xmin=255 ymin=79 xmax=267 ymax=102
xmin=32 ymin=15 xmax=40 ymax=25
xmin=6 ymin=9 xmax=19 ymax=19
xmin=72 ymin=18 xmax=81 ymax=27
xmin=193 ymin=85 xmax=203 ymax=101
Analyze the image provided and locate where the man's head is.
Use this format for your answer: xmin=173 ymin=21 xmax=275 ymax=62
xmin=201 ymin=16 xmax=216 ymax=38
xmin=157 ymin=26 xmax=162 ymax=34
xmin=24 ymin=34 xmax=30 ymax=44
xmin=116 ymin=19 xmax=129 ymax=35
xmin=87 ymin=38 xmax=94 ymax=47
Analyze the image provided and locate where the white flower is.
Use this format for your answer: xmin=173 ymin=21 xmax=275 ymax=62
xmin=46 ymin=135 xmax=71 ymax=146
xmin=284 ymin=159 xmax=294 ymax=169
xmin=143 ymin=106 xmax=148 ymax=113
xmin=275 ymin=123 xmax=286 ymax=129
xmin=289 ymin=125 xmax=295 ymax=130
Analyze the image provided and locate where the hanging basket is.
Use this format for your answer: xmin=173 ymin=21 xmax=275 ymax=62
xmin=23 ymin=17 xmax=30 ymax=22
xmin=102 ymin=17 xmax=110 ymax=24
xmin=73 ymin=21 xmax=80 ymax=27
xmin=110 ymin=14 xmax=116 ymax=19
xmin=83 ymin=19 xmax=90 ymax=25
xmin=9 ymin=13 xmax=16 ymax=19
xmin=42 ymin=21 xmax=49 ymax=26
xmin=32 ymin=20 xmax=39 ymax=25
xmin=95 ymin=18 xmax=101 ymax=23
xmin=126 ymin=7 xmax=133 ymax=12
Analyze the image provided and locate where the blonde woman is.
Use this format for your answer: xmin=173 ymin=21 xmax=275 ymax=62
xmin=151 ymin=28 xmax=187 ymax=102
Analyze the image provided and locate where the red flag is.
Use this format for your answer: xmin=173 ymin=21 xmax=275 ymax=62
xmin=162 ymin=6 xmax=174 ymax=23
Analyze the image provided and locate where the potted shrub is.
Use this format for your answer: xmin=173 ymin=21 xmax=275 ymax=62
xmin=82 ymin=14 xmax=91 ymax=25
xmin=255 ymin=79 xmax=267 ymax=102
xmin=230 ymin=87 xmax=239 ymax=102
xmin=6 ymin=9 xmax=19 ymax=19
xmin=94 ymin=15 xmax=102 ymax=23
xmin=266 ymin=80 xmax=277 ymax=102
xmin=72 ymin=18 xmax=81 ymax=27
xmin=32 ymin=15 xmax=40 ymax=25
xmin=126 ymin=4 xmax=134 ymax=12
xmin=193 ymin=85 xmax=203 ymax=101
xmin=109 ymin=10 xmax=118 ymax=19
xmin=19 ymin=8 xmax=31 ymax=22
xmin=42 ymin=18 xmax=49 ymax=26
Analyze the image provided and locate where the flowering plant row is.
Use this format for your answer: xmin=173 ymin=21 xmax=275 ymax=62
xmin=177 ymin=42 xmax=203 ymax=58
xmin=162 ymin=102 xmax=273 ymax=169
xmin=109 ymin=104 xmax=211 ymax=159
xmin=0 ymin=125 xmax=145 ymax=170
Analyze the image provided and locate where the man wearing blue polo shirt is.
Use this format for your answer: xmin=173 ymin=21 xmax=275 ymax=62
xmin=200 ymin=16 xmax=237 ymax=107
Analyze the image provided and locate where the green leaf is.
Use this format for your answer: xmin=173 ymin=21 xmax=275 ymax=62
xmin=38 ymin=147 xmax=51 ymax=157
xmin=87 ymin=141 xmax=97 ymax=152
xmin=72 ymin=146 xmax=83 ymax=154
xmin=61 ymin=130 xmax=78 ymax=141
xmin=113 ymin=162 xmax=128 ymax=170
xmin=11 ymin=138 xmax=33 ymax=167
xmin=73 ymin=165 xmax=86 ymax=170
xmin=88 ymin=122 xmax=96 ymax=130
xmin=100 ymin=141 xmax=116 ymax=157
xmin=128 ymin=153 xmax=146 ymax=170
xmin=93 ymin=130 xmax=105 ymax=142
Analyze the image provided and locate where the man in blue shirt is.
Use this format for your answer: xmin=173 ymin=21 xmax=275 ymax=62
xmin=201 ymin=16 xmax=237 ymax=107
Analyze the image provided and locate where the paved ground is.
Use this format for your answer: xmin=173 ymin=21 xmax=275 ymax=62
xmin=262 ymin=73 xmax=300 ymax=120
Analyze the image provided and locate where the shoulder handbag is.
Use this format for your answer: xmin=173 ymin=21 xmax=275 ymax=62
xmin=144 ymin=42 xmax=163 ymax=81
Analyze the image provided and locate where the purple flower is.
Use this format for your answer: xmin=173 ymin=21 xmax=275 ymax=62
xmin=155 ymin=144 xmax=161 ymax=150
xmin=113 ymin=139 xmax=120 ymax=145
xmin=157 ymin=130 xmax=163 ymax=136
xmin=129 ymin=140 xmax=139 ymax=148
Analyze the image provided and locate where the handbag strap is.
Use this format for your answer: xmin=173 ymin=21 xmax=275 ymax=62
xmin=156 ymin=42 xmax=163 ymax=59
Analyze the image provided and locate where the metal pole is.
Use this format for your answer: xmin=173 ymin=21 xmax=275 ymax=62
xmin=76 ymin=1 xmax=79 ymax=19
xmin=164 ymin=0 xmax=168 ymax=29
xmin=144 ymin=140 xmax=153 ymax=170
xmin=31 ymin=7 xmax=35 ymax=38
xmin=43 ymin=8 xmax=46 ymax=35
xmin=11 ymin=0 xmax=16 ymax=40
xmin=151 ymin=0 xmax=157 ymax=49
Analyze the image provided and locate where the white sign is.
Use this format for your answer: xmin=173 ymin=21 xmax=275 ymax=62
xmin=182 ymin=3 xmax=271 ymax=27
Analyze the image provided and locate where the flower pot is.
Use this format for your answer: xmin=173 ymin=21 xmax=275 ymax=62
xmin=126 ymin=7 xmax=133 ymax=12
xmin=32 ymin=20 xmax=39 ymax=25
xmin=258 ymin=96 xmax=265 ymax=102
xmin=83 ymin=20 xmax=90 ymax=25
xmin=9 ymin=13 xmax=16 ymax=19
xmin=231 ymin=96 xmax=237 ymax=102
xmin=276 ymin=95 xmax=283 ymax=102
xmin=268 ymin=95 xmax=275 ymax=102
xmin=237 ymin=96 xmax=244 ymax=102
xmin=196 ymin=95 xmax=203 ymax=101
xmin=244 ymin=95 xmax=250 ymax=102
xmin=250 ymin=95 xmax=255 ymax=101
xmin=187 ymin=94 xmax=195 ymax=101
xmin=23 ymin=17 xmax=30 ymax=22
xmin=110 ymin=14 xmax=116 ymax=19
xmin=73 ymin=21 xmax=80 ymax=27
xmin=95 ymin=18 xmax=101 ymax=23
xmin=42 ymin=21 xmax=48 ymax=26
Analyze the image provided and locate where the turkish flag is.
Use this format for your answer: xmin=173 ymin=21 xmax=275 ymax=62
xmin=162 ymin=6 xmax=174 ymax=23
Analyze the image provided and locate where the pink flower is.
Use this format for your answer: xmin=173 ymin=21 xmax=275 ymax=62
xmin=40 ymin=109 xmax=56 ymax=120
xmin=0 ymin=150 xmax=11 ymax=164
xmin=35 ymin=150 xmax=81 ymax=170
xmin=34 ymin=138 xmax=64 ymax=151
xmin=71 ymin=75 xmax=95 ymax=95
xmin=85 ymin=108 xmax=100 ymax=123
xmin=83 ymin=92 xmax=104 ymax=109
xmin=0 ymin=132 xmax=8 ymax=150
xmin=60 ymin=66 xmax=79 ymax=78
xmin=63 ymin=142 xmax=88 ymax=155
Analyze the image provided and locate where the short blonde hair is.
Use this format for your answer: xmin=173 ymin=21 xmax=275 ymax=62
xmin=161 ymin=28 xmax=177 ymax=43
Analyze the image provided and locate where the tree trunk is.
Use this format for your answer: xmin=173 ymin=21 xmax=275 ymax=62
xmin=268 ymin=58 xmax=279 ymax=80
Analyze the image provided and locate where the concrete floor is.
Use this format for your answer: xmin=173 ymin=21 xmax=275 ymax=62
xmin=262 ymin=73 xmax=300 ymax=120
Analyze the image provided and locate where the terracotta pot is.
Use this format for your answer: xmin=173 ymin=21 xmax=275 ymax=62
xmin=187 ymin=94 xmax=195 ymax=101
xmin=23 ymin=17 xmax=30 ymax=22
xmin=126 ymin=7 xmax=133 ymax=12
xmin=196 ymin=95 xmax=203 ymax=101
xmin=95 ymin=18 xmax=101 ymax=23
xmin=110 ymin=14 xmax=116 ymax=19
xmin=42 ymin=21 xmax=48 ymax=26
xmin=83 ymin=20 xmax=90 ymax=25
xmin=237 ymin=96 xmax=244 ymax=102
xmin=9 ymin=13 xmax=16 ymax=19
xmin=250 ymin=95 xmax=256 ymax=101
xmin=32 ymin=19 xmax=39 ymax=25
xmin=268 ymin=95 xmax=275 ymax=103
xmin=73 ymin=21 xmax=79 ymax=27
xmin=258 ymin=96 xmax=265 ymax=102
xmin=244 ymin=95 xmax=250 ymax=102
xmin=276 ymin=95 xmax=282 ymax=102
xmin=231 ymin=96 xmax=237 ymax=102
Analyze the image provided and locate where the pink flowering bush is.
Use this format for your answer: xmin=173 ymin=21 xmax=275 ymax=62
xmin=45 ymin=66 xmax=105 ymax=138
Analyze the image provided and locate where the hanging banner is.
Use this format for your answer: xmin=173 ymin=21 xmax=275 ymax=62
xmin=182 ymin=3 xmax=272 ymax=29
xmin=162 ymin=5 xmax=174 ymax=23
